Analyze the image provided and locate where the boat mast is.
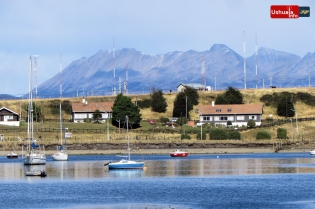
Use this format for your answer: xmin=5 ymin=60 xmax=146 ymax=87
xmin=126 ymin=115 xmax=130 ymax=161
xmin=59 ymin=54 xmax=62 ymax=147
xmin=27 ymin=56 xmax=32 ymax=150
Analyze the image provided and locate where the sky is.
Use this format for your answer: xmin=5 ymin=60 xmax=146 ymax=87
xmin=1 ymin=0 xmax=314 ymax=96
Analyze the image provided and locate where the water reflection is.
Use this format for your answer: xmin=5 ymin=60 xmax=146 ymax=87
xmin=1 ymin=154 xmax=315 ymax=180
xmin=108 ymin=170 xmax=144 ymax=178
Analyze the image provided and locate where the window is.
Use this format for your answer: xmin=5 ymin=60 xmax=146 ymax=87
xmin=237 ymin=116 xmax=244 ymax=120
xmin=220 ymin=116 xmax=228 ymax=121
xmin=203 ymin=116 xmax=211 ymax=121
xmin=227 ymin=108 xmax=232 ymax=112
xmin=216 ymin=109 xmax=221 ymax=112
xmin=250 ymin=115 xmax=257 ymax=120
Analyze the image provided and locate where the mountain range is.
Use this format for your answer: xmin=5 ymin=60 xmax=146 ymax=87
xmin=26 ymin=44 xmax=315 ymax=98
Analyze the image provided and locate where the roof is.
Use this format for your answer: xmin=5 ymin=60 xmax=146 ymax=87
xmin=177 ymin=83 xmax=206 ymax=88
xmin=0 ymin=107 xmax=19 ymax=115
xmin=72 ymin=102 xmax=114 ymax=113
xmin=199 ymin=104 xmax=263 ymax=115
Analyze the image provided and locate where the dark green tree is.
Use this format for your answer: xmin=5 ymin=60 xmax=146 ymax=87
xmin=277 ymin=97 xmax=295 ymax=117
xmin=215 ymin=86 xmax=243 ymax=104
xmin=172 ymin=92 xmax=187 ymax=118
xmin=92 ymin=109 xmax=102 ymax=123
xmin=215 ymin=94 xmax=227 ymax=104
xmin=112 ymin=93 xmax=142 ymax=128
xmin=172 ymin=86 xmax=199 ymax=119
xmin=184 ymin=86 xmax=199 ymax=107
xmin=151 ymin=89 xmax=167 ymax=113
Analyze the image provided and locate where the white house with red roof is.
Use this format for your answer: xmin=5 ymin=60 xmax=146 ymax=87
xmin=198 ymin=102 xmax=264 ymax=127
xmin=71 ymin=98 xmax=114 ymax=123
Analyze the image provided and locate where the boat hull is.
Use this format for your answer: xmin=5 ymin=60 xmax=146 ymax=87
xmin=23 ymin=153 xmax=46 ymax=165
xmin=52 ymin=152 xmax=68 ymax=161
xmin=108 ymin=160 xmax=144 ymax=170
xmin=169 ymin=152 xmax=189 ymax=157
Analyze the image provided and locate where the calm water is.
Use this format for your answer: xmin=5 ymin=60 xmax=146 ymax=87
xmin=1 ymin=153 xmax=315 ymax=208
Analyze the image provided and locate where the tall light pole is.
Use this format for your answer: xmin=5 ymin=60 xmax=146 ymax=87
xmin=185 ymin=96 xmax=187 ymax=120
xmin=199 ymin=111 xmax=203 ymax=140
xmin=291 ymin=109 xmax=299 ymax=140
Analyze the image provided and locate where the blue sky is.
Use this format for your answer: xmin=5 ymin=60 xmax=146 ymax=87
xmin=1 ymin=0 xmax=314 ymax=96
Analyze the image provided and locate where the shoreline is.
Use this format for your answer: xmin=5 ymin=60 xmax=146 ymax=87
xmin=0 ymin=147 xmax=311 ymax=156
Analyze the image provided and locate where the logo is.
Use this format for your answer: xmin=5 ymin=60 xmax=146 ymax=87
xmin=299 ymin=6 xmax=310 ymax=17
xmin=270 ymin=5 xmax=299 ymax=18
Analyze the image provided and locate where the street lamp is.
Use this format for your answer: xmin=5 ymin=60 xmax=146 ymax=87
xmin=291 ymin=109 xmax=299 ymax=140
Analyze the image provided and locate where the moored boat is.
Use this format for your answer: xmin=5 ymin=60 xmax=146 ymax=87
xmin=106 ymin=116 xmax=144 ymax=170
xmin=310 ymin=149 xmax=315 ymax=155
xmin=7 ymin=151 xmax=19 ymax=159
xmin=169 ymin=150 xmax=189 ymax=157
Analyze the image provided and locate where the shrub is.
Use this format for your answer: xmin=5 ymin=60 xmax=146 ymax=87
xmin=247 ymin=119 xmax=256 ymax=128
xmin=256 ymin=130 xmax=271 ymax=140
xmin=159 ymin=117 xmax=169 ymax=123
xmin=181 ymin=134 xmax=191 ymax=140
xmin=210 ymin=128 xmax=228 ymax=140
xmin=229 ymin=131 xmax=241 ymax=140
xmin=277 ymin=128 xmax=287 ymax=139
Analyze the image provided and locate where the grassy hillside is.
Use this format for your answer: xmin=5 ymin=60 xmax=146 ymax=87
xmin=1 ymin=87 xmax=315 ymax=149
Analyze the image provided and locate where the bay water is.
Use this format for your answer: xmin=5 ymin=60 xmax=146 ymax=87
xmin=1 ymin=152 xmax=315 ymax=208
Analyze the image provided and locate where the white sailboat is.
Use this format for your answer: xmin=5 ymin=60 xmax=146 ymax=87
xmin=52 ymin=103 xmax=68 ymax=161
xmin=23 ymin=56 xmax=46 ymax=165
xmin=52 ymin=55 xmax=68 ymax=161
xmin=107 ymin=116 xmax=144 ymax=169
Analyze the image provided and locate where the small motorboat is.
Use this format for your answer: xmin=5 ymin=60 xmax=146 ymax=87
xmin=169 ymin=150 xmax=189 ymax=157
xmin=7 ymin=151 xmax=19 ymax=159
xmin=310 ymin=149 xmax=315 ymax=155
xmin=25 ymin=170 xmax=47 ymax=177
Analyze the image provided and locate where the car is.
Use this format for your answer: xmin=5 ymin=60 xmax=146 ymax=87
xmin=170 ymin=117 xmax=178 ymax=122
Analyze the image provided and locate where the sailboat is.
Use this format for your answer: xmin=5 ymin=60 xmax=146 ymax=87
xmin=52 ymin=55 xmax=68 ymax=161
xmin=52 ymin=103 xmax=68 ymax=161
xmin=23 ymin=56 xmax=46 ymax=165
xmin=107 ymin=116 xmax=144 ymax=169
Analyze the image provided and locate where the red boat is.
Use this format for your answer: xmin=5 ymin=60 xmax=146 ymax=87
xmin=169 ymin=150 xmax=189 ymax=157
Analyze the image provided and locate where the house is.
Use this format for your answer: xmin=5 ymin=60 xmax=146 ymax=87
xmin=0 ymin=107 xmax=20 ymax=126
xmin=177 ymin=83 xmax=211 ymax=92
xmin=71 ymin=98 xmax=114 ymax=123
xmin=198 ymin=102 xmax=264 ymax=127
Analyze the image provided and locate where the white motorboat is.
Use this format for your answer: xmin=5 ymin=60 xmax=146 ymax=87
xmin=22 ymin=56 xmax=46 ymax=165
xmin=310 ymin=149 xmax=315 ymax=155
xmin=7 ymin=151 xmax=19 ymax=159
xmin=107 ymin=116 xmax=144 ymax=170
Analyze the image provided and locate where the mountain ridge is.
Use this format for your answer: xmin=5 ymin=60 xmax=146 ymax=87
xmin=23 ymin=44 xmax=315 ymax=98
